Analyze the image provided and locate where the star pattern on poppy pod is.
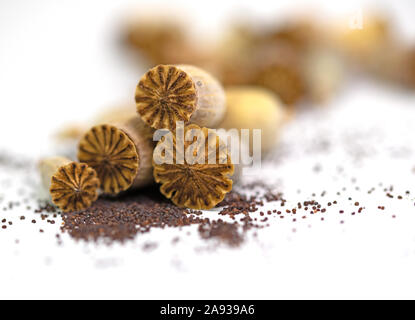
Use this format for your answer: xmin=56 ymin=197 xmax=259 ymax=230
xmin=135 ymin=64 xmax=197 ymax=130
xmin=78 ymin=124 xmax=139 ymax=195
xmin=50 ymin=162 xmax=100 ymax=212
xmin=153 ymin=124 xmax=234 ymax=210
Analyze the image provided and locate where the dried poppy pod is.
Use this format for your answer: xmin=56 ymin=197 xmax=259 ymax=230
xmin=329 ymin=14 xmax=391 ymax=65
xmin=153 ymin=124 xmax=234 ymax=210
xmin=55 ymin=104 xmax=138 ymax=143
xmin=78 ymin=117 xmax=154 ymax=195
xmin=218 ymin=86 xmax=287 ymax=155
xmin=123 ymin=13 xmax=187 ymax=65
xmin=135 ymin=64 xmax=226 ymax=130
xmin=265 ymin=19 xmax=319 ymax=50
xmin=253 ymin=43 xmax=306 ymax=108
xmin=256 ymin=61 xmax=305 ymax=108
xmin=215 ymin=23 xmax=264 ymax=86
xmin=302 ymin=48 xmax=345 ymax=104
xmin=93 ymin=104 xmax=138 ymax=126
xmin=403 ymin=47 xmax=415 ymax=88
xmin=362 ymin=44 xmax=415 ymax=89
xmin=38 ymin=157 xmax=99 ymax=212
xmin=55 ymin=123 xmax=88 ymax=142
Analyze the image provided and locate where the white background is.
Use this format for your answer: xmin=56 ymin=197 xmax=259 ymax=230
xmin=1 ymin=0 xmax=415 ymax=300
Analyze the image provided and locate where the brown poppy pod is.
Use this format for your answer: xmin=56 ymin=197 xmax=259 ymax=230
xmin=38 ymin=157 xmax=100 ymax=212
xmin=153 ymin=124 xmax=234 ymax=210
xmin=359 ymin=43 xmax=415 ymax=89
xmin=214 ymin=23 xmax=264 ymax=87
xmin=402 ymin=47 xmax=415 ymax=88
xmin=123 ymin=11 xmax=188 ymax=65
xmin=215 ymin=19 xmax=319 ymax=108
xmin=135 ymin=64 xmax=226 ymax=130
xmin=253 ymin=43 xmax=307 ymax=109
xmin=265 ymin=18 xmax=320 ymax=50
xmin=77 ymin=117 xmax=155 ymax=195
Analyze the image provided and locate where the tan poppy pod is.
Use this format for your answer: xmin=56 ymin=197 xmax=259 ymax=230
xmin=77 ymin=117 xmax=154 ymax=195
xmin=55 ymin=123 xmax=88 ymax=142
xmin=218 ymin=86 xmax=287 ymax=155
xmin=327 ymin=14 xmax=415 ymax=89
xmin=153 ymin=124 xmax=234 ymax=210
xmin=93 ymin=104 xmax=138 ymax=125
xmin=38 ymin=157 xmax=100 ymax=212
xmin=55 ymin=104 xmax=138 ymax=143
xmin=302 ymin=48 xmax=345 ymax=104
xmin=328 ymin=14 xmax=391 ymax=65
xmin=215 ymin=23 xmax=263 ymax=86
xmin=135 ymin=64 xmax=226 ymax=130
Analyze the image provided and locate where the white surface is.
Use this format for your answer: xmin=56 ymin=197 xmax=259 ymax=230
xmin=1 ymin=0 xmax=415 ymax=300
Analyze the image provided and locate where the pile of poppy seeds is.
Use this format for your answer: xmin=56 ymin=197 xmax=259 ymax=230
xmin=1 ymin=101 xmax=415 ymax=250
xmin=60 ymin=184 xmax=284 ymax=247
